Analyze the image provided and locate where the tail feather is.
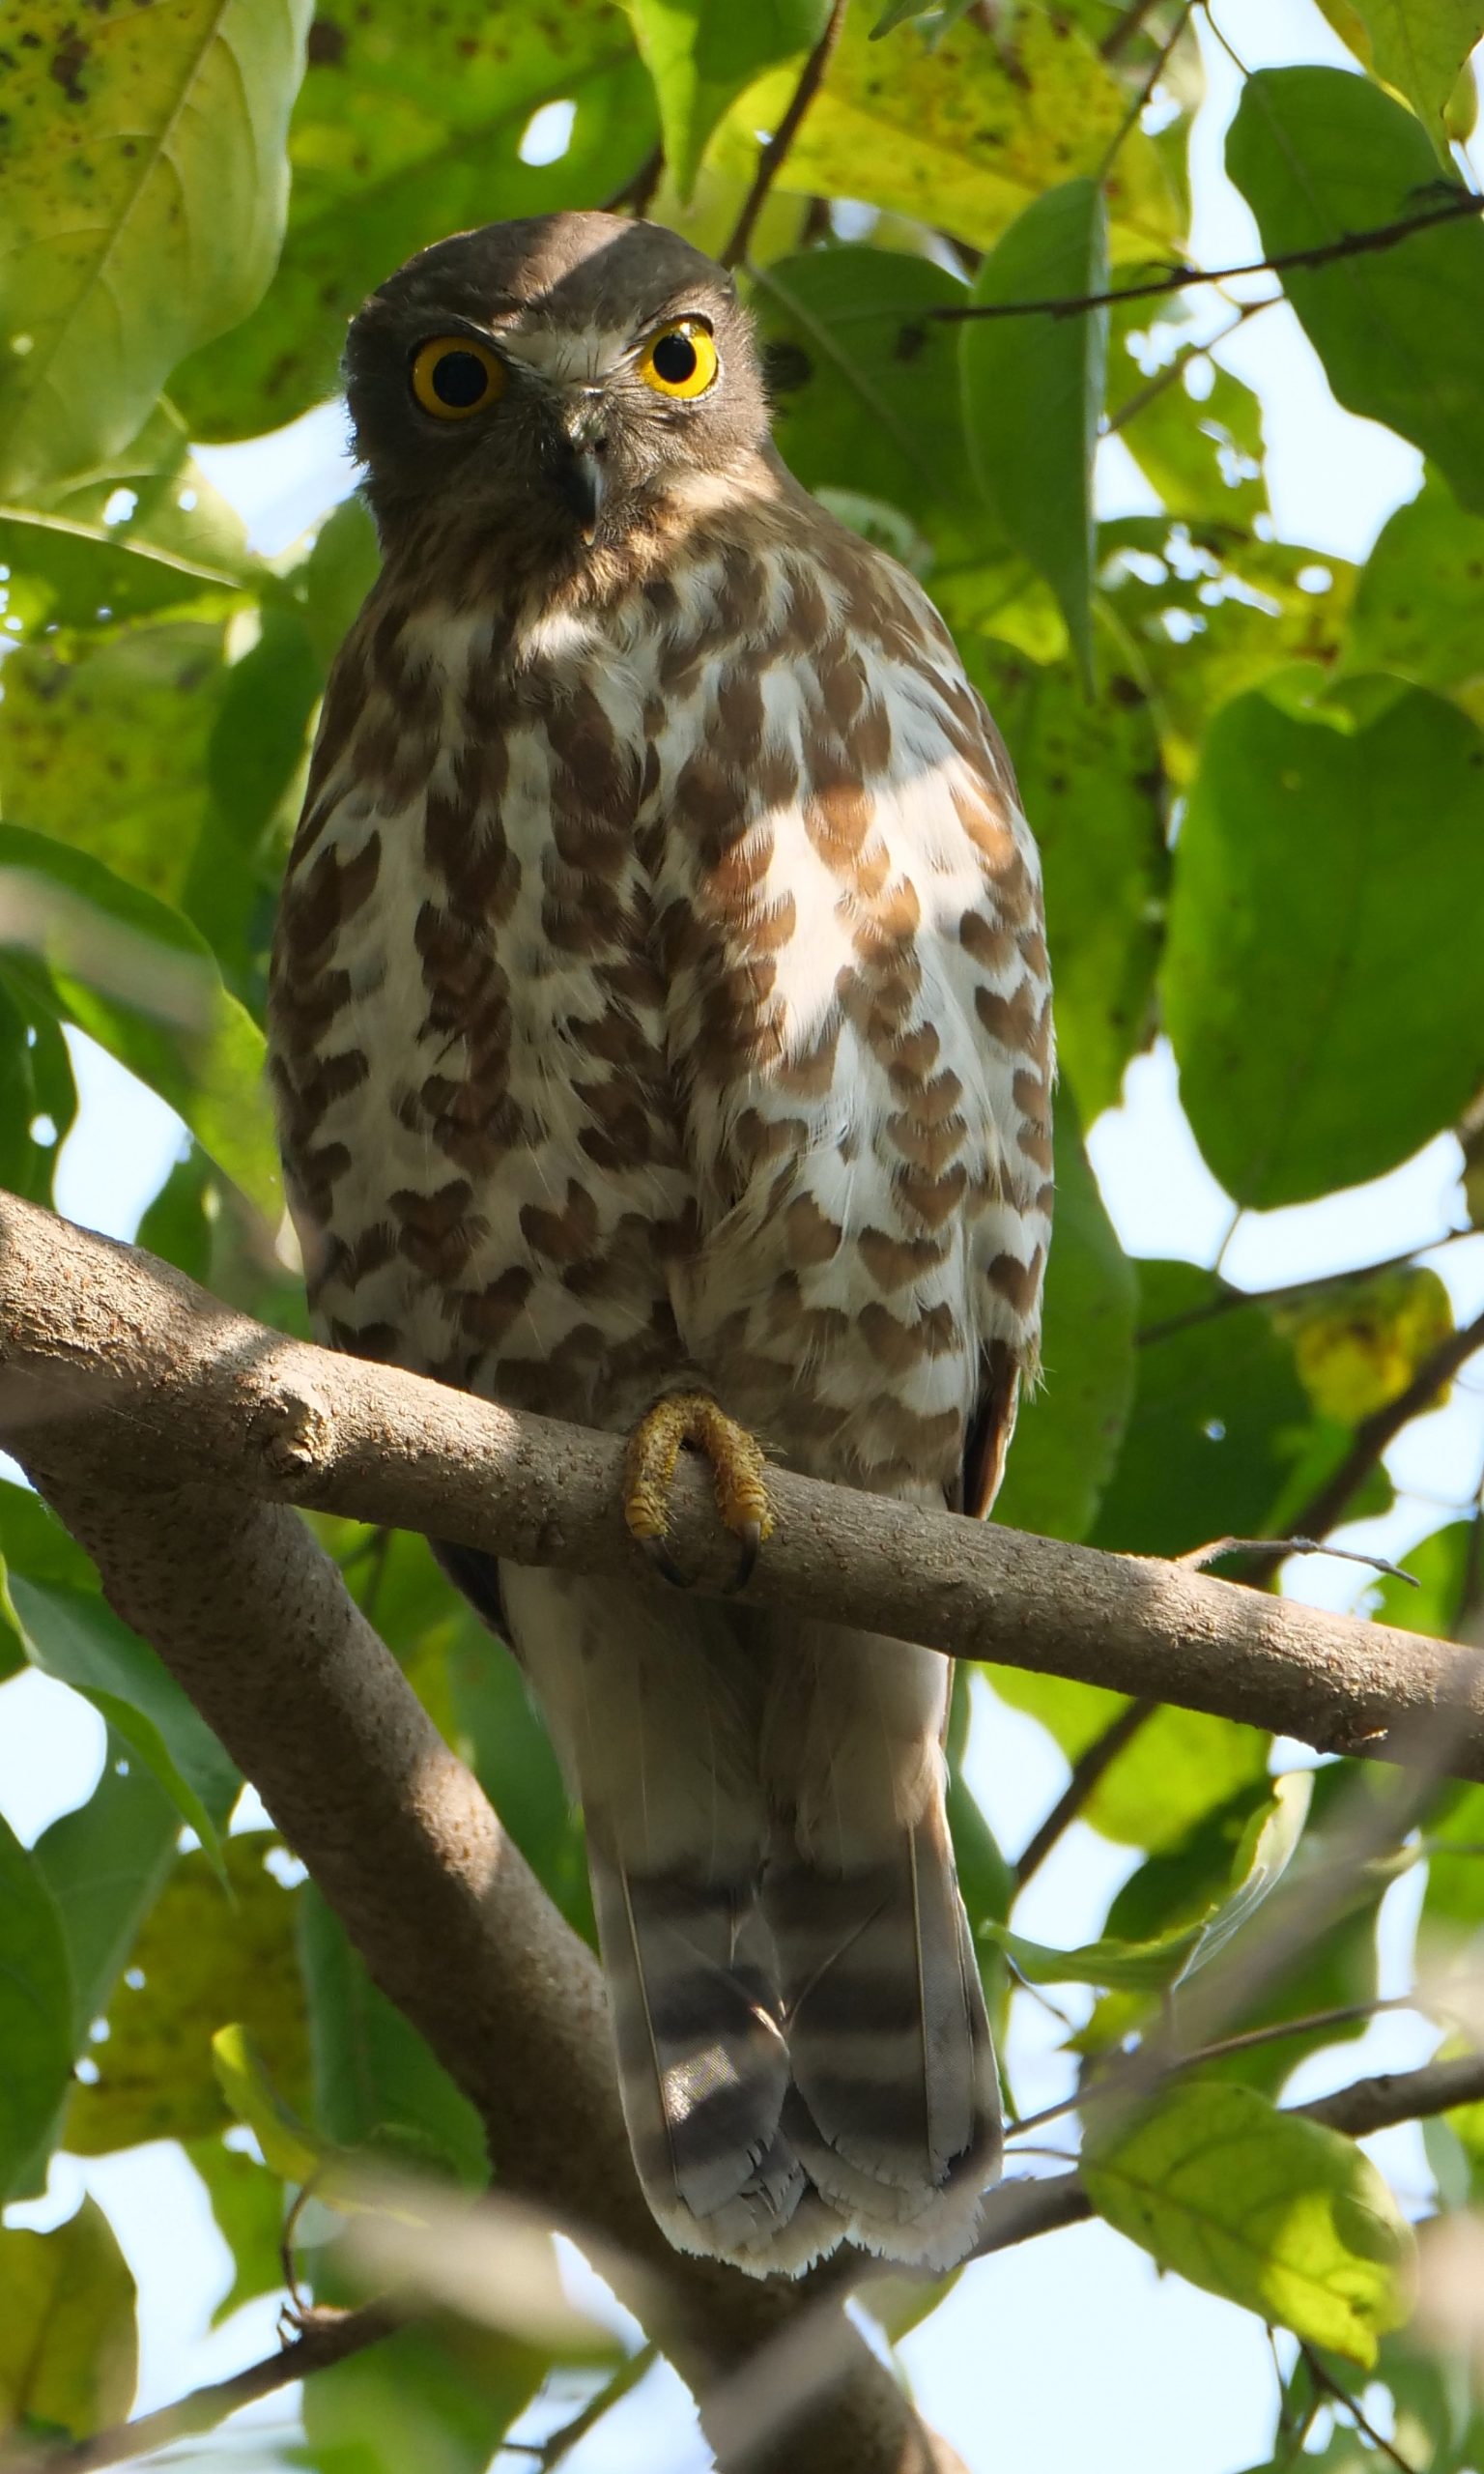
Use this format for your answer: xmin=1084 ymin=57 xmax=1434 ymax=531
xmin=767 ymin=1809 xmax=1002 ymax=2266
xmin=590 ymin=1859 xmax=832 ymax=2269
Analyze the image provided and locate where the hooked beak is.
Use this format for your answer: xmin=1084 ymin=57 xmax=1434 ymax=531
xmin=555 ymin=395 xmax=608 ymax=544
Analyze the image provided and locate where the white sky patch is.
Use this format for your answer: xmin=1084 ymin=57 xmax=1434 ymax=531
xmin=518 ymin=98 xmax=577 ymax=165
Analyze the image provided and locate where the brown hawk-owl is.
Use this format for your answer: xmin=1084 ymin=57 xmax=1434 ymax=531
xmin=269 ymin=213 xmax=1052 ymax=2278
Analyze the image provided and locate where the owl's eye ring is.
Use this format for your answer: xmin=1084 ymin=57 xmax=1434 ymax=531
xmin=638 ymin=320 xmax=719 ymax=401
xmin=410 ymin=336 xmax=506 ymax=420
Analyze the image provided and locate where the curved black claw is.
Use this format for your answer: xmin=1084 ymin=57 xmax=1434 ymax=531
xmin=640 ymin=1532 xmax=696 ymax=1591
xmin=723 ymin=1519 xmax=763 ymax=1596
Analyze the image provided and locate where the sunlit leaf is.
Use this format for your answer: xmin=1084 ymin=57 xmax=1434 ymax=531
xmin=1163 ymin=685 xmax=1484 ymax=1207
xmin=961 ymin=179 xmax=1108 ymax=687
xmin=621 ymin=1 xmax=828 ymax=200
xmin=0 ymin=0 xmax=312 ymax=493
xmin=211 ymin=2021 xmax=325 ymax=2186
xmin=34 ymin=1740 xmax=179 ymax=2034
xmin=1351 ymin=0 xmax=1484 ymax=143
xmin=1227 ymin=69 xmax=1484 ymax=515
xmin=716 ymin=11 xmax=1182 ymax=256
xmin=1275 ymin=1265 xmax=1453 ymax=1424
xmin=0 ymin=1813 xmax=74 ymax=2202
xmin=0 ymin=2198 xmax=137 ymax=2443
xmin=1083 ymin=2081 xmax=1415 ymax=2366
xmin=300 ymin=2319 xmax=543 ymax=2474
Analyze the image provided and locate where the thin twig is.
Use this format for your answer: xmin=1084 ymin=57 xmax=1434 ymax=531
xmin=4 ymin=2307 xmax=398 ymax=2474
xmin=1101 ymin=0 xmax=1164 ymax=60
xmin=928 ymin=190 xmax=1484 ymax=321
xmin=1006 ymin=1995 xmax=1416 ymax=2140
xmin=602 ymin=144 xmax=665 ymax=218
xmin=721 ymin=0 xmax=849 ymax=269
xmin=507 ymin=2345 xmax=659 ymax=2470
xmin=1181 ymin=1537 xmax=1421 ymax=1587
xmin=1014 ymin=1697 xmax=1156 ymax=1884
xmin=1136 ymin=1231 xmax=1471 ymax=1346
xmin=1298 ymin=2343 xmax=1421 ymax=2474
xmin=1233 ymin=1307 xmax=1484 ymax=1589
xmin=1096 ymin=0 xmax=1194 ymax=181
xmin=1103 ymin=297 xmax=1269 ymax=438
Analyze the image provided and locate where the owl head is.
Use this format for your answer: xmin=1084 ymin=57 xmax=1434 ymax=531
xmin=344 ymin=213 xmax=771 ymax=550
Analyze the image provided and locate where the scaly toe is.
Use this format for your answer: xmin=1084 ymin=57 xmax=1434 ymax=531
xmin=621 ymin=1391 xmax=774 ymax=1586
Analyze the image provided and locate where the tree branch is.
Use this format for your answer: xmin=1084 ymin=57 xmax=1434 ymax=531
xmin=0 ymin=1198 xmax=967 ymax=2474
xmin=974 ymin=2050 xmax=1484 ymax=2258
xmin=2 ymin=2307 xmax=397 ymax=2474
xmin=721 ymin=0 xmax=849 ymax=269
xmin=927 ymin=190 xmax=1484 ymax=321
xmin=3 ymin=1194 xmax=1484 ymax=1784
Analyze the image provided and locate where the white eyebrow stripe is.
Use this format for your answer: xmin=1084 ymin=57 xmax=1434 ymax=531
xmin=498 ymin=326 xmax=635 ymax=383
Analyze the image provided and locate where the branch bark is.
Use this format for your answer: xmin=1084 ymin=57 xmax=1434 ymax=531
xmin=4 ymin=1194 xmax=1483 ymax=1780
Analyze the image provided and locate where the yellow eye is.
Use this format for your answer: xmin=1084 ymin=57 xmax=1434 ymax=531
xmin=638 ymin=321 xmax=719 ymax=400
xmin=410 ymin=336 xmax=505 ymax=420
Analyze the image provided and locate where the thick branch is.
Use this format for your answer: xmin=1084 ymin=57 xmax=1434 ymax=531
xmin=0 ymin=1202 xmax=965 ymax=2473
xmin=4 ymin=1194 xmax=1483 ymax=1780
xmin=927 ymin=191 xmax=1484 ymax=321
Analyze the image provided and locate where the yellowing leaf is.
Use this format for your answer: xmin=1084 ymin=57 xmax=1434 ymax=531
xmin=1084 ymin=2082 xmax=1415 ymax=2366
xmin=0 ymin=0 xmax=313 ymax=494
xmin=212 ymin=2024 xmax=326 ymax=2186
xmin=0 ymin=2198 xmax=137 ymax=2443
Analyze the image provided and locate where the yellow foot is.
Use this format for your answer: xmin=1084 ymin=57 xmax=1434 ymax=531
xmin=622 ymin=1392 xmax=775 ymax=1592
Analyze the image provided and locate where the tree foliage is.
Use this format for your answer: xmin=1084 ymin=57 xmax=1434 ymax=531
xmin=1 ymin=1 xmax=1483 ymax=2466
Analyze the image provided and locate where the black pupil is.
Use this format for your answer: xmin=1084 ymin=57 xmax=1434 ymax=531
xmin=652 ymin=330 xmax=699 ymax=385
xmin=430 ymin=350 xmax=489 ymax=408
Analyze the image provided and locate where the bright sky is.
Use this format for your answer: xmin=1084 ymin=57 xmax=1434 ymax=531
xmin=3 ymin=4 xmax=1482 ymax=2468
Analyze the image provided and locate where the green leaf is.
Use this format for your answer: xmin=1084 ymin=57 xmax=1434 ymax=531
xmin=622 ymin=1 xmax=828 ymax=200
xmin=301 ymin=500 xmax=382 ymax=678
xmin=446 ymin=1624 xmax=595 ymax=1946
xmin=1226 ymin=69 xmax=1484 ymax=516
xmin=1162 ymin=685 xmax=1484 ymax=1208
xmin=64 ymin=1840 xmax=307 ymax=2157
xmin=0 ymin=1812 xmax=75 ymax=2203
xmin=33 ymin=1740 xmax=179 ymax=2034
xmin=0 ymin=620 xmax=225 ymax=909
xmin=208 ymin=603 xmax=322 ymax=849
xmin=6 ymin=1574 xmax=239 ymax=1864
xmin=300 ymin=1888 xmax=488 ymax=2185
xmin=1082 ymin=2081 xmax=1415 ymax=2366
xmin=1092 ymin=1263 xmax=1317 ymax=1560
xmin=1351 ymin=1 xmax=1484 ymax=142
xmin=992 ymin=1108 xmax=1136 ymax=1545
xmin=996 ymin=1773 xmax=1312 ymax=1993
xmin=978 ymin=644 xmax=1168 ymax=1116
xmin=0 ymin=979 xmax=75 ymax=1213
xmin=211 ymin=2022 xmax=326 ymax=2186
xmin=171 ymin=5 xmax=656 ymax=441
xmin=754 ymin=247 xmax=988 ymax=565
xmin=1379 ymin=1521 xmax=1480 ymax=1645
xmin=0 ymin=823 xmax=279 ymax=1212
xmin=1347 ymin=473 xmax=1484 ymax=701
xmin=1113 ymin=350 xmax=1269 ymax=531
xmin=715 ymin=12 xmax=1181 ymax=259
xmin=961 ymin=179 xmax=1108 ymax=687
xmin=187 ymin=2135 xmax=288 ymax=2329
xmin=0 ymin=0 xmax=312 ymax=494
xmin=300 ymin=2320 xmax=543 ymax=2474
xmin=0 ymin=2198 xmax=137 ymax=2444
